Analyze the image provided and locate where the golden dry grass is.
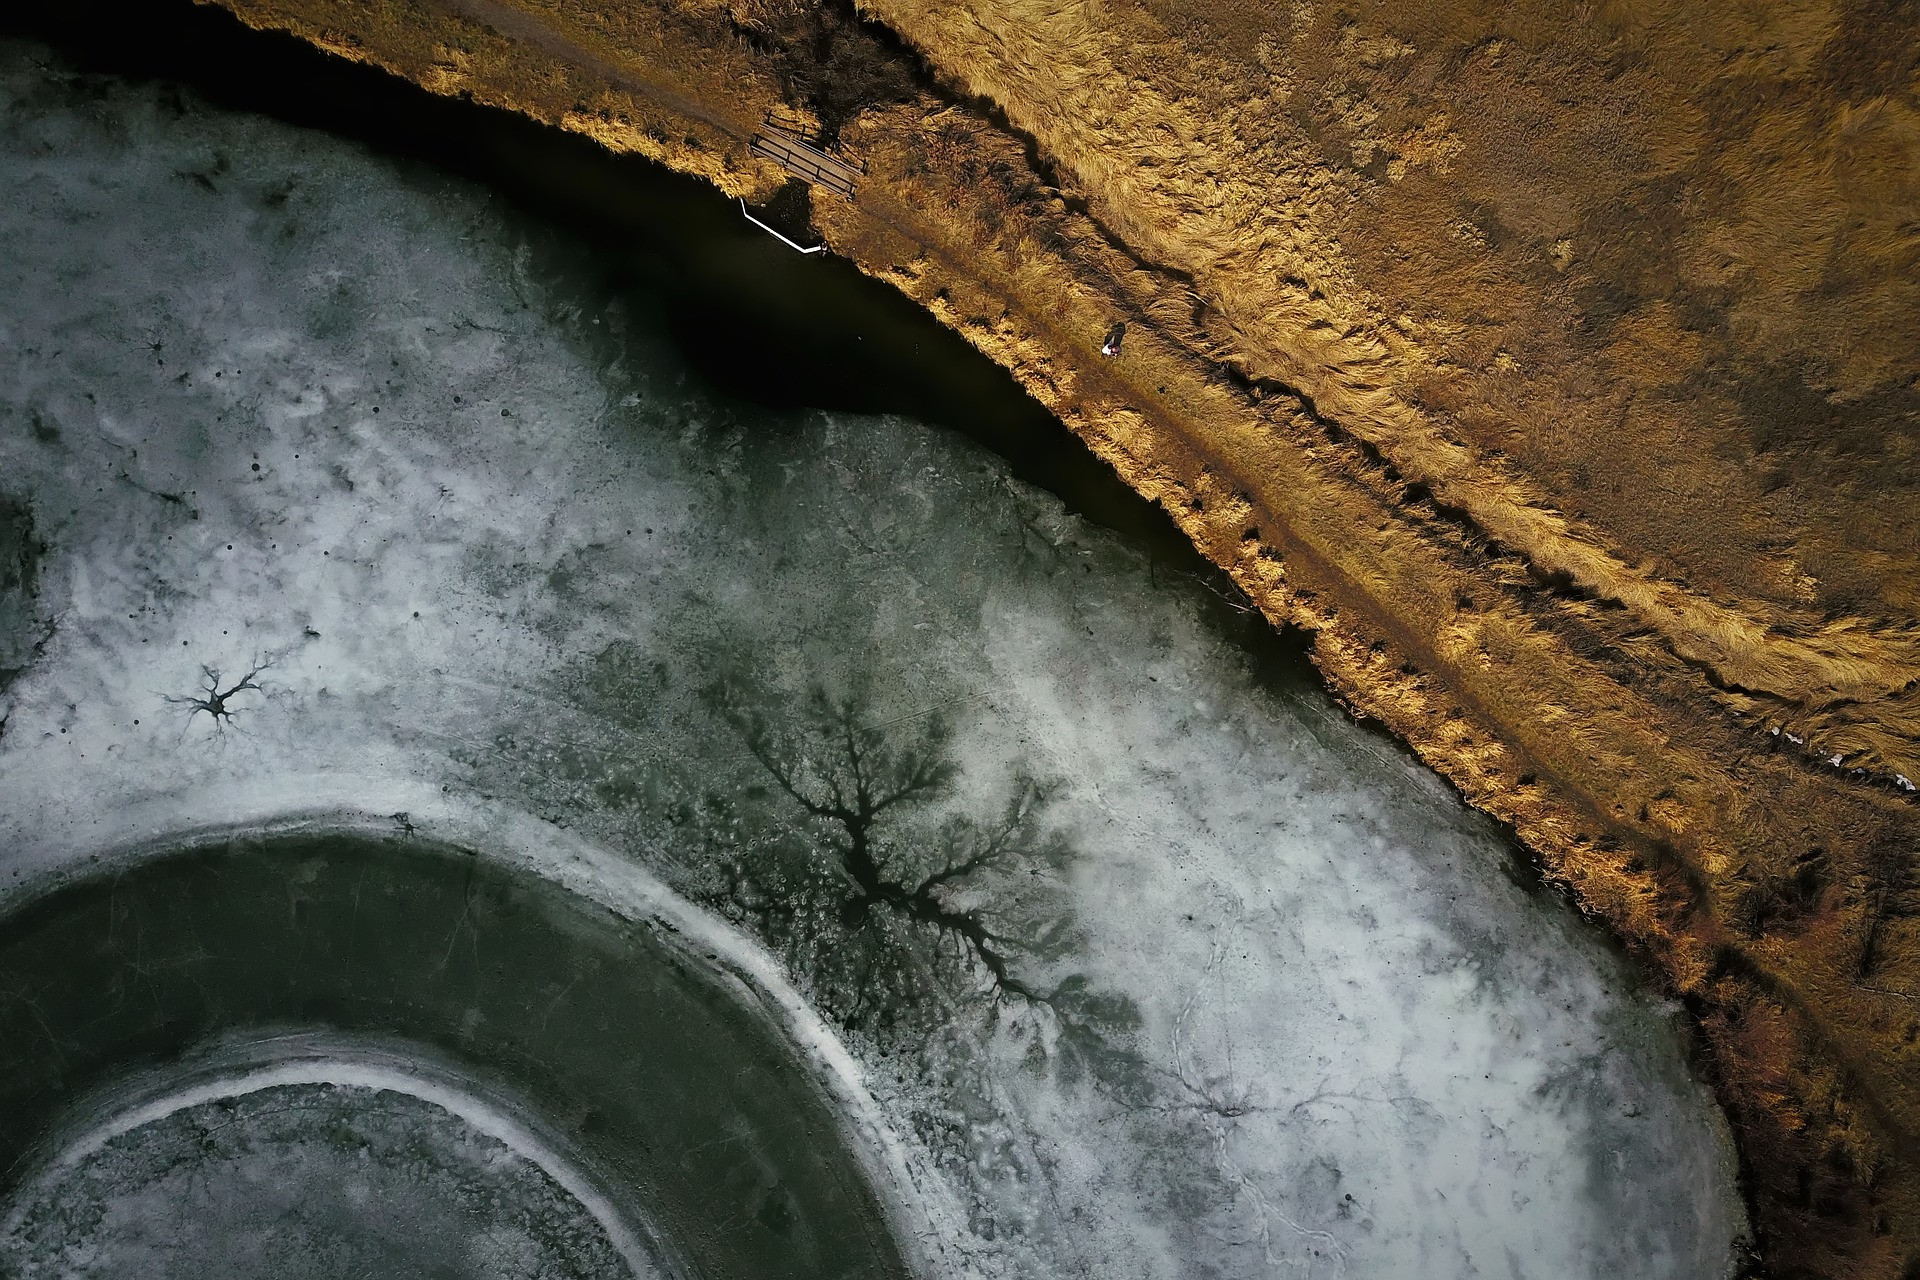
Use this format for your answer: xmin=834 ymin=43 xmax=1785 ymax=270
xmin=853 ymin=0 xmax=1920 ymax=783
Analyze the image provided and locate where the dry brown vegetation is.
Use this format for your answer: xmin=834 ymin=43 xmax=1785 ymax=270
xmin=197 ymin=0 xmax=1919 ymax=1272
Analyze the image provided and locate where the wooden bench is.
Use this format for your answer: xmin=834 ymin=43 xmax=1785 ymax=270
xmin=750 ymin=120 xmax=864 ymax=200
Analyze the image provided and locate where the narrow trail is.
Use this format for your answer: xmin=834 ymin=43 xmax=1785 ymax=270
xmin=430 ymin=0 xmax=753 ymax=135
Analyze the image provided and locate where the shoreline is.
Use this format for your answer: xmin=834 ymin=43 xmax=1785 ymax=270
xmin=10 ymin=0 xmax=1920 ymax=1272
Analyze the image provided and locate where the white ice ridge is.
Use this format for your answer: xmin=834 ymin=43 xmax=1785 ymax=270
xmin=11 ymin=1040 xmax=653 ymax=1272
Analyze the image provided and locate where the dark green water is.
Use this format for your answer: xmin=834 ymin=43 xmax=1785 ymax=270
xmin=0 ymin=835 xmax=909 ymax=1279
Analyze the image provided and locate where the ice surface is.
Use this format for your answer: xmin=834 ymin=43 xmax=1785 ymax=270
xmin=0 ymin=44 xmax=1748 ymax=1279
xmin=2 ymin=1076 xmax=635 ymax=1280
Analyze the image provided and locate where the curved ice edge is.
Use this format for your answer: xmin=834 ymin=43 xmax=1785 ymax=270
xmin=3 ymin=1034 xmax=661 ymax=1276
xmin=0 ymin=772 xmax=957 ymax=1280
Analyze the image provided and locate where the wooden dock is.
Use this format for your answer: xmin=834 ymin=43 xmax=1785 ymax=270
xmin=750 ymin=121 xmax=863 ymax=200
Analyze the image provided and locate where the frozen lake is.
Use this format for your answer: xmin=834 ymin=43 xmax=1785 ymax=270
xmin=0 ymin=39 xmax=1748 ymax=1279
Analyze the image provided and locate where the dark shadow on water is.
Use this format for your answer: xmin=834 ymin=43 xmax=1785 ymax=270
xmin=6 ymin=0 xmax=1319 ymax=688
